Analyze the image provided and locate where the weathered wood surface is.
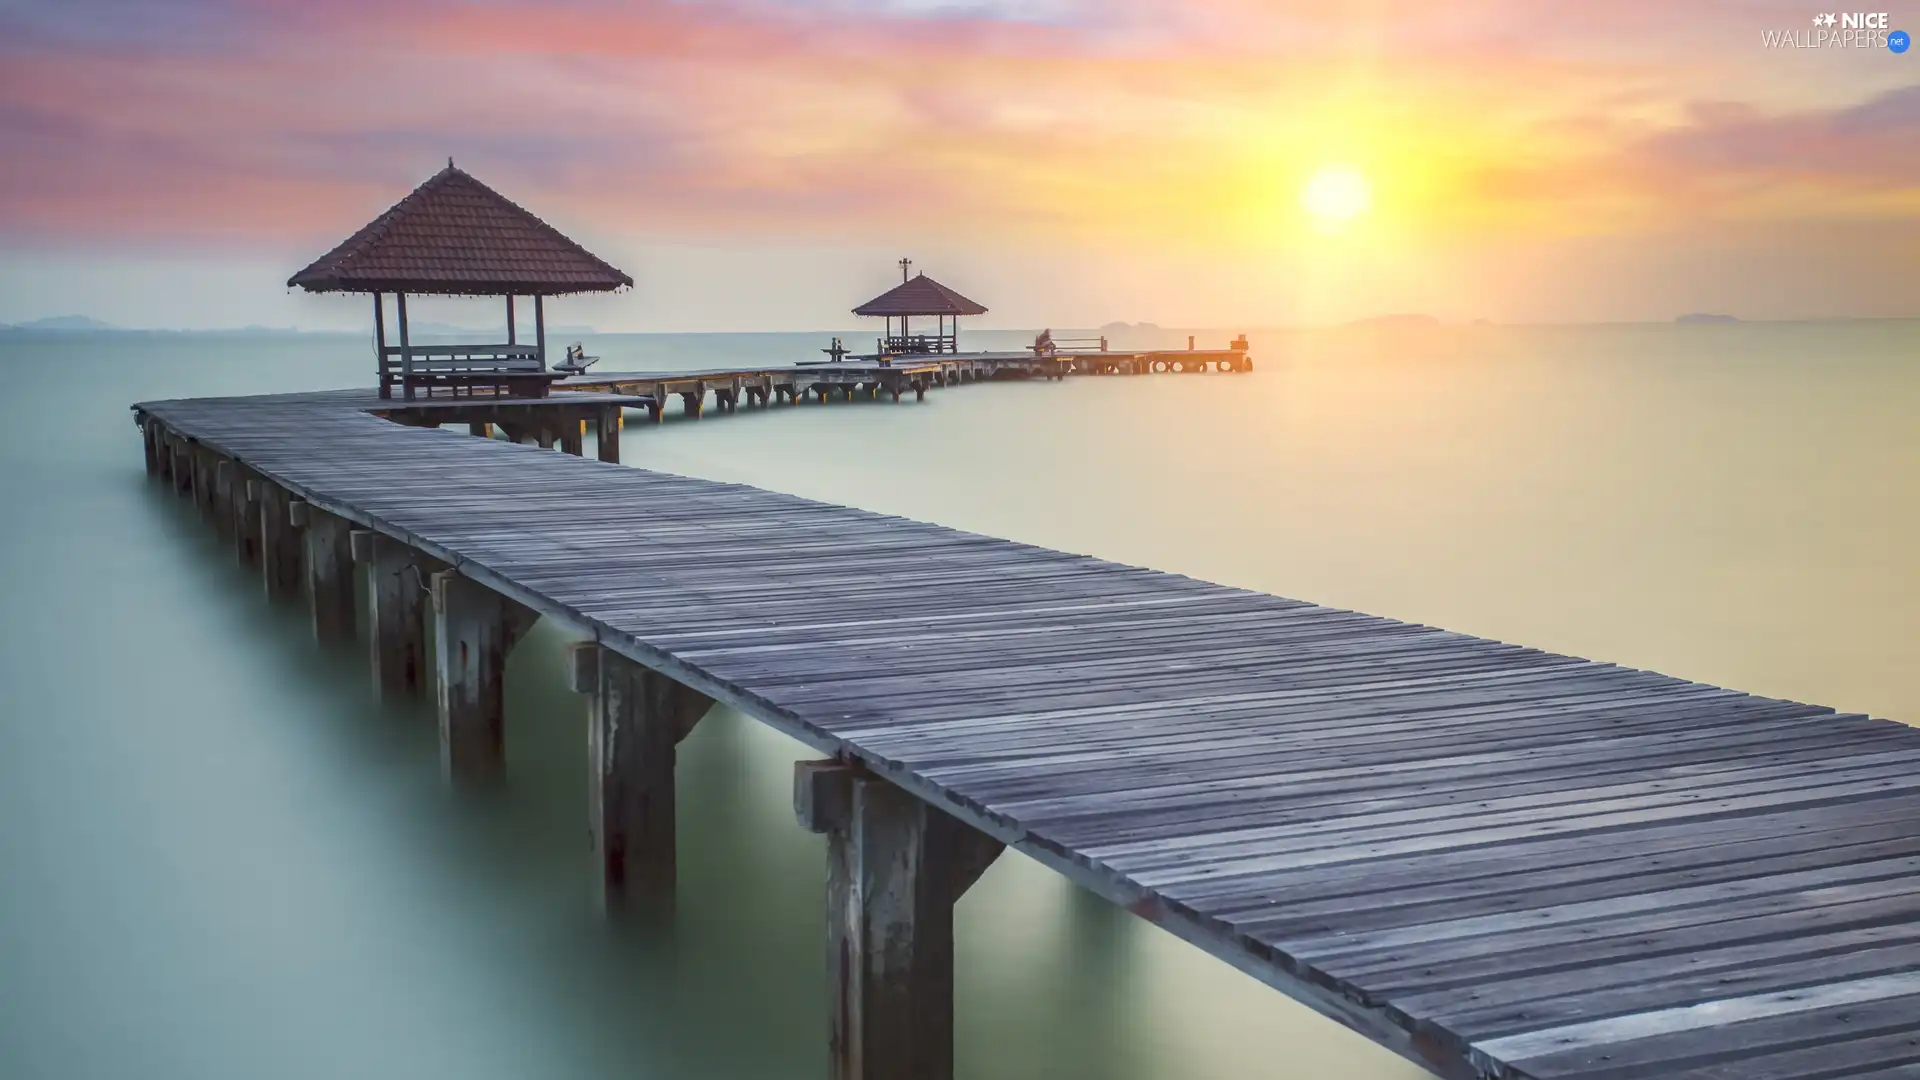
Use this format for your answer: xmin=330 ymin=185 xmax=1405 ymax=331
xmin=133 ymin=389 xmax=1918 ymax=1080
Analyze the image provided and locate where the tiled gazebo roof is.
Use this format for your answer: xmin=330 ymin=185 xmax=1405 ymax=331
xmin=288 ymin=164 xmax=632 ymax=296
xmin=853 ymin=274 xmax=988 ymax=317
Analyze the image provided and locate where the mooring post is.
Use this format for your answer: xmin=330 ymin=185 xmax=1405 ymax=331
xmin=303 ymin=508 xmax=356 ymax=643
xmin=595 ymin=406 xmax=621 ymax=464
xmin=352 ymin=530 xmax=433 ymax=699
xmin=566 ymin=644 xmax=713 ymax=907
xmin=795 ymin=762 xmax=1004 ymax=1080
xmin=430 ymin=570 xmax=538 ymax=782
xmin=259 ymin=484 xmax=304 ymax=602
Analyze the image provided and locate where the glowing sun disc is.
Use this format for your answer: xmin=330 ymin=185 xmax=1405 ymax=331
xmin=1302 ymin=166 xmax=1371 ymax=225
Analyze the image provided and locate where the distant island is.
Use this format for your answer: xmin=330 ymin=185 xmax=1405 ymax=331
xmin=3 ymin=314 xmax=118 ymax=331
xmin=1347 ymin=314 xmax=1439 ymax=329
xmin=1099 ymin=321 xmax=1161 ymax=333
xmin=1675 ymin=313 xmax=1740 ymax=324
xmin=0 ymin=317 xmax=597 ymax=336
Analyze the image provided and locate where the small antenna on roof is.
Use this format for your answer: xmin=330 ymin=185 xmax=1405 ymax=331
xmin=899 ymin=256 xmax=912 ymax=282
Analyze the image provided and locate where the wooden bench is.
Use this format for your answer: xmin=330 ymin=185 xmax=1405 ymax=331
xmin=381 ymin=344 xmax=561 ymax=399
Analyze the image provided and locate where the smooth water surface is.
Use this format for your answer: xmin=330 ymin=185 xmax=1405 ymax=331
xmin=1 ymin=323 xmax=1914 ymax=1080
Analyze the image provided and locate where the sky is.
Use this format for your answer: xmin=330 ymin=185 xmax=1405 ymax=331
xmin=1 ymin=0 xmax=1917 ymax=330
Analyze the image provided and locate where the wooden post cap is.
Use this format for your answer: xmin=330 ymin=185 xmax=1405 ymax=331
xmin=564 ymin=641 xmax=600 ymax=695
xmin=288 ymin=499 xmax=310 ymax=527
xmin=794 ymin=759 xmax=854 ymax=835
xmin=348 ymin=529 xmax=376 ymax=565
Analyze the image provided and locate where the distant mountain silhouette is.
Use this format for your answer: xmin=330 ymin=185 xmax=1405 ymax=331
xmin=1675 ymin=313 xmax=1740 ymax=324
xmin=4 ymin=314 xmax=117 ymax=331
xmin=1099 ymin=321 xmax=1161 ymax=333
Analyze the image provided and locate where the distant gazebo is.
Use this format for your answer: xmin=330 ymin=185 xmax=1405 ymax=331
xmin=853 ymin=259 xmax=986 ymax=356
xmin=289 ymin=161 xmax=632 ymax=399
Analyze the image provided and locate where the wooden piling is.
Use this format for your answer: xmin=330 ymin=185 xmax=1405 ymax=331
xmin=430 ymin=570 xmax=537 ymax=782
xmin=170 ymin=436 xmax=192 ymax=495
xmin=796 ymin=763 xmax=1003 ymax=1080
xmin=468 ymin=421 xmax=492 ymax=439
xmin=303 ymin=509 xmax=356 ymax=643
xmin=140 ymin=417 xmax=160 ymax=475
xmin=353 ymin=530 xmax=431 ymax=699
xmin=211 ymin=459 xmax=234 ymax=541
xmin=234 ymin=467 xmax=263 ymax=567
xmin=595 ymin=406 xmax=621 ymax=464
xmin=192 ymin=446 xmax=218 ymax=519
xmin=567 ymin=644 xmax=713 ymax=906
xmin=559 ymin=419 xmax=585 ymax=457
xmin=258 ymin=483 xmax=304 ymax=602
xmin=150 ymin=422 xmax=172 ymax=482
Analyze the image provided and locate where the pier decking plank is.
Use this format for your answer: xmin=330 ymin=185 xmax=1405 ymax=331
xmin=134 ymin=389 xmax=1918 ymax=1080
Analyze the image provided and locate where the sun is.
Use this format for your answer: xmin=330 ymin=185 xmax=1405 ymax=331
xmin=1301 ymin=166 xmax=1371 ymax=228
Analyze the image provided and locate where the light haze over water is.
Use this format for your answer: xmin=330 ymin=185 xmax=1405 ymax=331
xmin=1 ymin=321 xmax=1914 ymax=1080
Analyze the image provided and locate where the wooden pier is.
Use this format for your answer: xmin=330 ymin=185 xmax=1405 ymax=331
xmin=132 ymin=377 xmax=1920 ymax=1080
xmin=561 ymin=347 xmax=1251 ymax=420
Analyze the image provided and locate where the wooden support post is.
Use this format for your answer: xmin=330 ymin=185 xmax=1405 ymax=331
xmin=354 ymin=531 xmax=432 ymax=699
xmin=170 ymin=437 xmax=192 ymax=495
xmin=535 ymin=426 xmax=557 ymax=451
xmin=595 ymin=406 xmax=621 ymax=463
xmin=374 ymin=292 xmax=391 ymax=399
xmin=559 ymin=417 xmax=584 ymax=457
xmin=234 ymin=469 xmax=263 ymax=567
xmin=567 ymin=644 xmax=713 ymax=907
xmin=212 ymin=459 xmax=233 ymax=541
xmin=259 ymin=483 xmax=304 ymax=602
xmin=151 ymin=424 xmax=172 ymax=482
xmin=397 ymin=292 xmax=413 ymax=401
xmin=534 ymin=294 xmax=546 ymax=371
xmin=431 ymin=570 xmax=537 ymax=782
xmin=468 ymin=422 xmax=492 ymax=439
xmin=192 ymin=446 xmax=217 ymax=519
xmin=140 ymin=418 xmax=160 ymax=475
xmin=795 ymin=763 xmax=1004 ymax=1080
xmin=303 ymin=509 xmax=355 ymax=644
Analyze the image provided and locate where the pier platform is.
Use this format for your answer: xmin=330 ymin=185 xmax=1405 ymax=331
xmin=130 ymin=378 xmax=1920 ymax=1080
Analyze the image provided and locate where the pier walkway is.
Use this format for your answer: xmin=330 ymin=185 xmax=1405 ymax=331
xmin=132 ymin=383 xmax=1920 ymax=1080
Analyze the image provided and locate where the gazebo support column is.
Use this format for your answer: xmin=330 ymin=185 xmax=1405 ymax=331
xmin=431 ymin=570 xmax=538 ymax=782
xmin=397 ymin=292 xmax=413 ymax=401
xmin=352 ymin=531 xmax=434 ymax=700
xmin=535 ymin=294 xmax=546 ymax=371
xmin=374 ymin=292 xmax=390 ymax=399
xmin=567 ymin=645 xmax=714 ymax=908
xmin=795 ymin=762 xmax=1003 ymax=1080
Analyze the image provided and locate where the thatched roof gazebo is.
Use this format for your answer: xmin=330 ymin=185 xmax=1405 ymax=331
xmin=290 ymin=161 xmax=632 ymax=399
xmin=853 ymin=259 xmax=987 ymax=356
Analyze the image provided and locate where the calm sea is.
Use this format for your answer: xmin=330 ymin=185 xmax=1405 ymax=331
xmin=1 ymin=322 xmax=1914 ymax=1079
